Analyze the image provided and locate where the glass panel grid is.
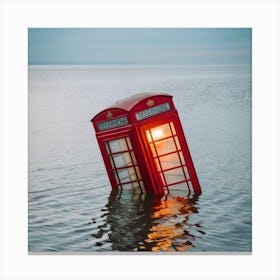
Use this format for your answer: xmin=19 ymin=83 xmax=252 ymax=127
xmin=145 ymin=121 xmax=191 ymax=188
xmin=105 ymin=137 xmax=143 ymax=188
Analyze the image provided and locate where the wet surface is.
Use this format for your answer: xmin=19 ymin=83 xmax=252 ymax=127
xmin=88 ymin=190 xmax=203 ymax=252
xmin=28 ymin=65 xmax=251 ymax=252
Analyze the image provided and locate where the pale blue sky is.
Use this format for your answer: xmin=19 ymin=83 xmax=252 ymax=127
xmin=28 ymin=28 xmax=251 ymax=65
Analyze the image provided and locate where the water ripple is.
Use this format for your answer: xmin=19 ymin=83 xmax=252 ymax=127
xmin=29 ymin=65 xmax=251 ymax=252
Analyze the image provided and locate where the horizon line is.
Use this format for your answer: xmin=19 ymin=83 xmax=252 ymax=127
xmin=28 ymin=63 xmax=251 ymax=67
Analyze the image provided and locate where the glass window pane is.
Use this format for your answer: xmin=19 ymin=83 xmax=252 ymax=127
xmin=105 ymin=142 xmax=110 ymax=154
xmin=154 ymin=158 xmax=161 ymax=171
xmin=149 ymin=143 xmax=157 ymax=157
xmin=108 ymin=138 xmax=128 ymax=153
xmin=126 ymin=137 xmax=132 ymax=150
xmin=159 ymin=152 xmax=181 ymax=170
xmin=109 ymin=156 xmax=114 ymax=168
xmin=179 ymin=151 xmax=185 ymax=165
xmin=150 ymin=123 xmax=172 ymax=141
xmin=174 ymin=136 xmax=181 ymax=149
xmin=135 ymin=166 xmax=142 ymax=180
xmin=187 ymin=180 xmax=194 ymax=195
xmin=167 ymin=182 xmax=189 ymax=197
xmin=154 ymin=138 xmax=176 ymax=156
xmin=117 ymin=167 xmax=137 ymax=183
xmin=170 ymin=122 xmax=176 ymax=135
xmin=159 ymin=172 xmax=166 ymax=185
xmin=117 ymin=168 xmax=129 ymax=182
xmin=139 ymin=181 xmax=144 ymax=189
xmin=183 ymin=166 xmax=190 ymax=179
xmin=122 ymin=181 xmax=140 ymax=190
xmin=130 ymin=151 xmax=137 ymax=164
xmin=133 ymin=181 xmax=140 ymax=188
xmin=170 ymin=182 xmax=188 ymax=189
xmin=163 ymin=167 xmax=186 ymax=185
xmin=146 ymin=130 xmax=152 ymax=143
xmin=112 ymin=152 xmax=132 ymax=168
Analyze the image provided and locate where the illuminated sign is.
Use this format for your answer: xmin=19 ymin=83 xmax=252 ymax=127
xmin=98 ymin=116 xmax=129 ymax=131
xmin=135 ymin=103 xmax=171 ymax=121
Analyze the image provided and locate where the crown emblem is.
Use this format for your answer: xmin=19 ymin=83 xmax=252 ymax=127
xmin=146 ymin=99 xmax=154 ymax=107
xmin=106 ymin=111 xmax=113 ymax=118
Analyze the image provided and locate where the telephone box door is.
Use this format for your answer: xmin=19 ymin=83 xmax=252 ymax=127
xmin=140 ymin=118 xmax=200 ymax=195
xmin=99 ymin=134 xmax=144 ymax=192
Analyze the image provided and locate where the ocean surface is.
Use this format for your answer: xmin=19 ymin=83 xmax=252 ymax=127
xmin=28 ymin=65 xmax=252 ymax=252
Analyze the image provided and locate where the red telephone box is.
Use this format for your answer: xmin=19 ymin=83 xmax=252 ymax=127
xmin=91 ymin=93 xmax=201 ymax=197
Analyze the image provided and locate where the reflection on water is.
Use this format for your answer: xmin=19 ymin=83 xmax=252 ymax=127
xmin=29 ymin=65 xmax=251 ymax=252
xmin=90 ymin=188 xmax=204 ymax=252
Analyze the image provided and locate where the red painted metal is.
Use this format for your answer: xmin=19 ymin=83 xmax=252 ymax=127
xmin=91 ymin=93 xmax=201 ymax=196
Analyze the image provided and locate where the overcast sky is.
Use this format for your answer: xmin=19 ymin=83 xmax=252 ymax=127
xmin=28 ymin=28 xmax=251 ymax=65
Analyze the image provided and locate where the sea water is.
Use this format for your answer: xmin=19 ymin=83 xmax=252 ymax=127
xmin=28 ymin=65 xmax=251 ymax=252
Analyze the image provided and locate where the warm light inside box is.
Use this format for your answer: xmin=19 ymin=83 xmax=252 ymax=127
xmin=146 ymin=128 xmax=164 ymax=142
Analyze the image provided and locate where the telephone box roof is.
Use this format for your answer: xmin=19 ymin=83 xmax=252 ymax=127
xmin=110 ymin=92 xmax=172 ymax=111
xmin=91 ymin=92 xmax=172 ymax=121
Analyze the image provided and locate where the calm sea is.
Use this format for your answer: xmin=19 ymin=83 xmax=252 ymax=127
xmin=28 ymin=65 xmax=251 ymax=252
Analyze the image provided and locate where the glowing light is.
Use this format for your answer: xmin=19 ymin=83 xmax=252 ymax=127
xmin=152 ymin=129 xmax=163 ymax=140
xmin=146 ymin=128 xmax=164 ymax=142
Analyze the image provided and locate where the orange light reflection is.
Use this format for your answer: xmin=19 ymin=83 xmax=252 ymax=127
xmin=141 ymin=196 xmax=199 ymax=252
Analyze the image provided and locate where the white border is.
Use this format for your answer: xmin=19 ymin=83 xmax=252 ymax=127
xmin=1 ymin=1 xmax=279 ymax=280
